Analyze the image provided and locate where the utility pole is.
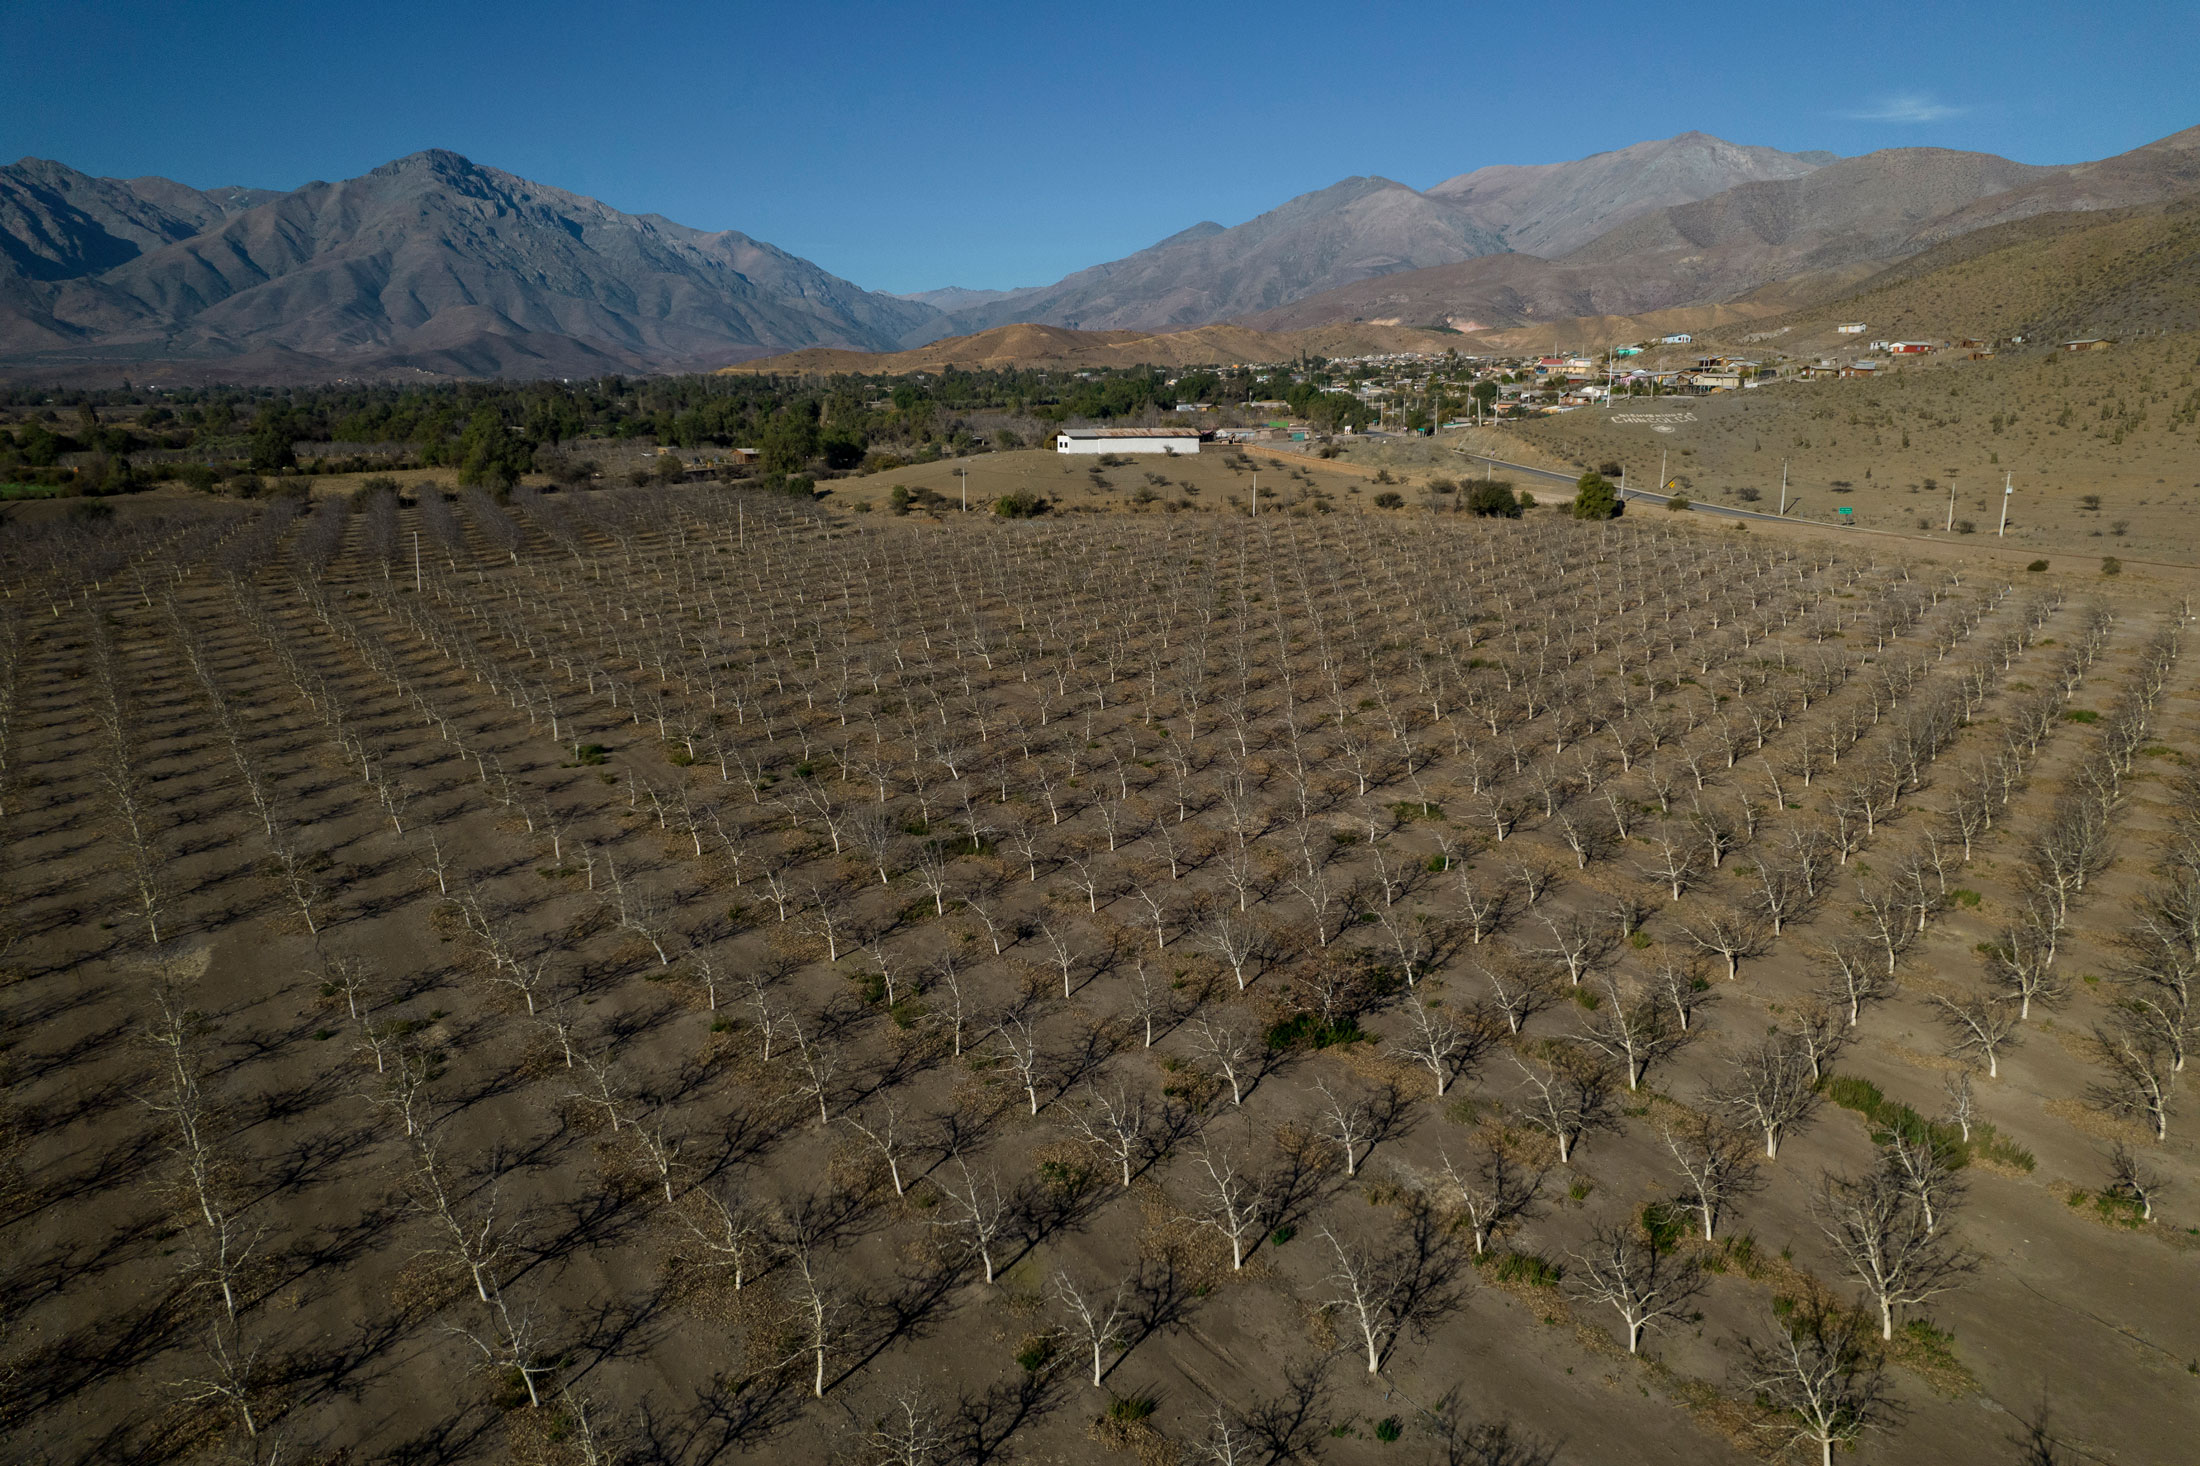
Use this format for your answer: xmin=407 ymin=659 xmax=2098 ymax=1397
xmin=1998 ymin=472 xmax=2012 ymax=536
xmin=960 ymin=467 xmax=967 ymax=513
xmin=1251 ymin=471 xmax=1258 ymax=518
xmin=1779 ymin=460 xmax=1788 ymax=516
xmin=1945 ymin=477 xmax=1957 ymax=532
xmin=412 ymin=529 xmax=421 ymax=593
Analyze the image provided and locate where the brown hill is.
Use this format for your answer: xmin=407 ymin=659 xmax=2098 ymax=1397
xmin=720 ymin=321 xmax=1460 ymax=374
xmin=1696 ymin=191 xmax=2200 ymax=353
xmin=1250 ymin=132 xmax=2200 ymax=340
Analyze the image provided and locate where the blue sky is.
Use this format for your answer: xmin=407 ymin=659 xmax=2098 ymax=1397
xmin=6 ymin=0 xmax=2193 ymax=294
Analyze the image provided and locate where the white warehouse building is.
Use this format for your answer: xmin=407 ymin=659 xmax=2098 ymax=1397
xmin=1054 ymin=427 xmax=1201 ymax=454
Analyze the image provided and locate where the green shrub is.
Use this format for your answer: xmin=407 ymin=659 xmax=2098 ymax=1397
xmin=1465 ymin=480 xmax=1523 ymax=517
xmin=1373 ymin=491 xmax=1405 ymax=509
xmin=2101 ymin=556 xmax=2122 ymax=576
xmin=1571 ymin=471 xmax=1620 ymax=520
xmin=993 ymin=488 xmax=1048 ymax=518
xmin=1664 ymin=493 xmax=1691 ymax=511
xmin=2026 ymin=559 xmax=2049 ymax=572
xmin=1374 ymin=1416 xmax=1403 ymax=1443
xmin=1109 ymin=1395 xmax=1157 ymax=1423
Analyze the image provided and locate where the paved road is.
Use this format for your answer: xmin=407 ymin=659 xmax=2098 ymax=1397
xmin=1452 ymin=450 xmax=1806 ymax=526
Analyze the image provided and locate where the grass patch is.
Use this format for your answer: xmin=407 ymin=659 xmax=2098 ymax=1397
xmin=1821 ymin=1073 xmax=1970 ymax=1166
xmin=2063 ymin=709 xmax=2099 ymax=724
xmin=1265 ymin=1013 xmax=1367 ymax=1050
xmin=1107 ymin=1395 xmax=1157 ymax=1424
xmin=1486 ymin=1250 xmax=1564 ymax=1288
xmin=1388 ymin=801 xmax=1444 ymax=822
xmin=1891 ymin=1318 xmax=1977 ymax=1397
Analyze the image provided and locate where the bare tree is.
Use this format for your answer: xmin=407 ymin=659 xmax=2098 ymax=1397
xmin=1662 ymin=1113 xmax=1759 ymax=1241
xmin=1187 ymin=1132 xmax=1266 ymax=1269
xmin=1649 ymin=955 xmax=1716 ymax=1034
xmin=1189 ymin=1012 xmax=1264 ymax=1106
xmin=1478 ymin=957 xmax=1553 ymax=1036
xmin=450 ymin=1283 xmax=555 ymax=1408
xmin=786 ymin=1237 xmax=844 ymax=1397
xmin=1936 ymin=993 xmax=2022 ymax=1079
xmin=1787 ymin=997 xmax=1853 ymax=1084
xmin=1127 ymin=960 xmax=1171 ymax=1048
xmin=1815 ymin=1166 xmax=1974 ymax=1339
xmin=676 ymin=1183 xmax=776 ymax=1290
xmin=1318 ymin=1224 xmax=1402 ymax=1374
xmin=2104 ymin=1140 xmax=2167 ymax=1221
xmin=933 ymin=1156 xmax=1010 ymax=1284
xmin=174 ymin=1321 xmax=269 ymax=1442
xmin=1984 ymin=913 xmax=2065 ymax=1019
xmin=1392 ymin=990 xmax=1477 ymax=1097
xmin=1740 ymin=1296 xmax=1901 ymax=1466
xmin=1677 ymin=904 xmax=1767 ymax=982
xmin=992 ymin=1013 xmax=1049 ymax=1116
xmin=1883 ymin=1135 xmax=1963 ymax=1235
xmin=2089 ymin=1020 xmax=2178 ymax=1140
xmin=845 ymin=1095 xmax=918 ymax=1197
xmin=1061 ymin=1079 xmax=1151 ymax=1188
xmin=1509 ymin=1051 xmax=1614 ymax=1165
xmin=1714 ymin=1036 xmax=1819 ymax=1159
xmin=1533 ymin=910 xmax=1619 ymax=987
xmin=1568 ymin=1219 xmax=1704 ymax=1354
xmin=1940 ymin=1069 xmax=1977 ymax=1143
xmin=410 ymin=1138 xmax=516 ymax=1303
xmin=1435 ymin=1136 xmax=1545 ymax=1257
xmin=1052 ymin=1269 xmax=1133 ymax=1386
xmin=1314 ymin=1078 xmax=1378 ymax=1178
xmin=865 ymin=1389 xmax=948 ymax=1466
xmin=1572 ymin=974 xmax=1682 ymax=1091
xmin=1200 ymin=906 xmax=1262 ymax=991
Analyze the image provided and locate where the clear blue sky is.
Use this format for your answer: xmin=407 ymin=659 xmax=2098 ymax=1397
xmin=6 ymin=0 xmax=2193 ymax=294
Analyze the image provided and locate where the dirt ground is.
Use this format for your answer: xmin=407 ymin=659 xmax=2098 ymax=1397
xmin=1 ymin=486 xmax=2195 ymax=1466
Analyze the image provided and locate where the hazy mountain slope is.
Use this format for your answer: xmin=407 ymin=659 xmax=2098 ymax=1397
xmin=1562 ymin=147 xmax=2048 ymax=264
xmin=1247 ymin=144 xmax=2117 ymax=333
xmin=909 ymin=134 xmax=1834 ymax=343
xmin=0 ymin=158 xmax=269 ymax=282
xmin=1425 ymin=131 xmax=1835 ymax=256
xmin=1902 ymin=122 xmax=2200 ymax=245
xmin=0 ymin=151 xmax=943 ymax=378
xmin=724 ymin=320 xmax=1457 ymax=374
xmin=910 ymin=178 xmax=1508 ymax=342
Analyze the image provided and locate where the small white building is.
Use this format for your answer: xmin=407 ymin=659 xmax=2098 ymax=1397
xmin=1661 ymin=333 xmax=1693 ymax=345
xmin=1054 ymin=428 xmax=1201 ymax=455
xmin=1835 ymin=322 xmax=1868 ymax=334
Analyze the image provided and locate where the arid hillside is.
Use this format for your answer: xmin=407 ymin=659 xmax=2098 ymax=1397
xmin=1511 ymin=329 xmax=2200 ymax=562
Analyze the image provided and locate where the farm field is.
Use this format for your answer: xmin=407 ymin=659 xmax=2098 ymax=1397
xmin=1 ymin=484 xmax=2195 ymax=1466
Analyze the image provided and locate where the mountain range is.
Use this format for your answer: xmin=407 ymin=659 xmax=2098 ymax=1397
xmin=2 ymin=125 xmax=2196 ymax=382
